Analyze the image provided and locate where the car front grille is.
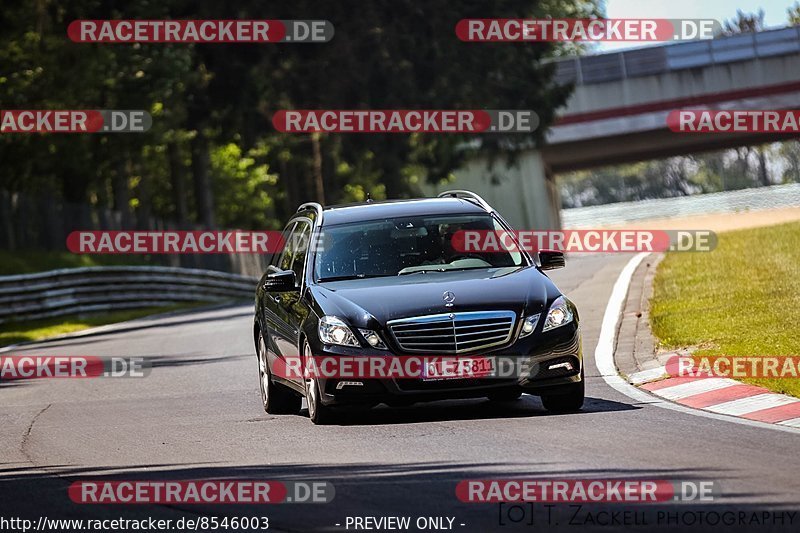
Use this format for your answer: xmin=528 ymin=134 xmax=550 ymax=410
xmin=387 ymin=311 xmax=517 ymax=354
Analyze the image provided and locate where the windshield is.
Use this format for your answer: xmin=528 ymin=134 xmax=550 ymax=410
xmin=314 ymin=214 xmax=525 ymax=282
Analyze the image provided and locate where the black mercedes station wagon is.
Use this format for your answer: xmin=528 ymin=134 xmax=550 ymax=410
xmin=254 ymin=191 xmax=583 ymax=424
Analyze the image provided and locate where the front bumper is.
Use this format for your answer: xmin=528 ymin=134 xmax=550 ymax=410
xmin=309 ymin=322 xmax=582 ymax=407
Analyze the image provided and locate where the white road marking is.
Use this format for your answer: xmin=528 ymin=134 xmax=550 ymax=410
xmin=628 ymin=366 xmax=667 ymax=385
xmin=654 ymin=378 xmax=740 ymax=400
xmin=705 ymin=393 xmax=799 ymax=416
xmin=594 ymin=252 xmax=800 ymax=435
xmin=778 ymin=417 xmax=800 ymax=428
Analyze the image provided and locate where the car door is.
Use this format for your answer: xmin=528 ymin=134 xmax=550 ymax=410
xmin=275 ymin=218 xmax=313 ymax=389
xmin=264 ymin=218 xmax=312 ymax=389
xmin=260 ymin=221 xmax=296 ymax=372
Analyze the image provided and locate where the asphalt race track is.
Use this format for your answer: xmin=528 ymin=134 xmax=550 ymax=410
xmin=2 ymin=254 xmax=798 ymax=532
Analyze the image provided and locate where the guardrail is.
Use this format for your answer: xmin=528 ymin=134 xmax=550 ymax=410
xmin=554 ymin=26 xmax=800 ymax=86
xmin=0 ymin=266 xmax=259 ymax=324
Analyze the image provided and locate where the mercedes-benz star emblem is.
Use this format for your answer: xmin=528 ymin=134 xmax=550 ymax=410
xmin=443 ymin=290 xmax=456 ymax=307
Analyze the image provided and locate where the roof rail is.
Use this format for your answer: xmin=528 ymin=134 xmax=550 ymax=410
xmin=296 ymin=202 xmax=324 ymax=223
xmin=437 ymin=190 xmax=494 ymax=212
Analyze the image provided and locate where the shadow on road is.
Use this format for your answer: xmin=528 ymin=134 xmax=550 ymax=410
xmin=0 ymin=461 xmax=793 ymax=532
xmin=148 ymin=354 xmax=250 ymax=369
xmin=0 ymin=353 xmax=250 ymax=388
xmin=312 ymin=394 xmax=640 ymax=426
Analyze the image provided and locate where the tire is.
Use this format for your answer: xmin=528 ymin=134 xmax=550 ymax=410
xmin=303 ymin=341 xmax=337 ymax=425
xmin=487 ymin=391 xmax=522 ymax=402
xmin=541 ymin=371 xmax=585 ymax=413
xmin=257 ymin=332 xmax=301 ymax=415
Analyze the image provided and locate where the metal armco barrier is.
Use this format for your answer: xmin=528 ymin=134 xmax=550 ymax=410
xmin=0 ymin=266 xmax=258 ymax=324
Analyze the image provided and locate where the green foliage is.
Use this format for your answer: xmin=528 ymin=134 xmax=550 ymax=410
xmin=721 ymin=9 xmax=765 ymax=35
xmin=0 ymin=249 xmax=148 ymax=276
xmin=0 ymin=0 xmax=599 ymax=233
xmin=779 ymin=141 xmax=800 ymax=183
xmin=790 ymin=2 xmax=800 ymax=25
xmin=211 ymin=142 xmax=280 ymax=229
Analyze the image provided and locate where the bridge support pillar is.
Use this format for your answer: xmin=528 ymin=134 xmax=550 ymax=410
xmin=424 ymin=150 xmax=561 ymax=230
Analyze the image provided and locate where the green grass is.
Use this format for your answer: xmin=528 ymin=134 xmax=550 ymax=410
xmin=0 ymin=303 xmax=207 ymax=348
xmin=650 ymin=221 xmax=800 ymax=397
xmin=0 ymin=250 xmax=149 ymax=276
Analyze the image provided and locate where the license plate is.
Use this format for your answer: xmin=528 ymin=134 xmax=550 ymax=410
xmin=422 ymin=357 xmax=494 ymax=380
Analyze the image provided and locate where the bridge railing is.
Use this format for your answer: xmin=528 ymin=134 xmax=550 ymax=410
xmin=0 ymin=266 xmax=259 ymax=324
xmin=554 ymin=26 xmax=800 ymax=86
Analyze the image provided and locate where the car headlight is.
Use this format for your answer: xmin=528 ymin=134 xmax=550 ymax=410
xmin=318 ymin=316 xmax=359 ymax=346
xmin=358 ymin=329 xmax=388 ymax=350
xmin=519 ymin=314 xmax=540 ymax=338
xmin=542 ymin=296 xmax=574 ymax=332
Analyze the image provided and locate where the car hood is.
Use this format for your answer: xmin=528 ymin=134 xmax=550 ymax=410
xmin=309 ymin=266 xmax=560 ymax=327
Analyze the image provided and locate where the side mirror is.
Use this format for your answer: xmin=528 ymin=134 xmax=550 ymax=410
xmin=538 ymin=249 xmax=565 ymax=271
xmin=263 ymin=269 xmax=298 ymax=292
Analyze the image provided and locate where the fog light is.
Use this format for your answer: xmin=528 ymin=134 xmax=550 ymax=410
xmin=520 ymin=314 xmax=540 ymax=338
xmin=548 ymin=361 xmax=573 ymax=371
xmin=358 ymin=329 xmax=387 ymax=350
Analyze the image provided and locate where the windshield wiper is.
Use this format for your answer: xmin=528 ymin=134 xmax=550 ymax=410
xmin=398 ymin=266 xmax=490 ymax=276
xmin=317 ymin=274 xmax=367 ymax=282
xmin=440 ymin=266 xmax=488 ymax=272
xmin=398 ymin=268 xmax=446 ymax=276
xmin=317 ymin=273 xmax=395 ymax=282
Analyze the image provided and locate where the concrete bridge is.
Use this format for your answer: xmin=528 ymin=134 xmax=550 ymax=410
xmin=428 ymin=26 xmax=800 ymax=229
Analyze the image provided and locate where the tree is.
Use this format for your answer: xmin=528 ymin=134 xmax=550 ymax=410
xmin=779 ymin=141 xmax=800 ymax=183
xmin=722 ymin=9 xmax=766 ymax=35
xmin=0 ymin=0 xmax=600 ymax=239
xmin=789 ymin=2 xmax=800 ymax=25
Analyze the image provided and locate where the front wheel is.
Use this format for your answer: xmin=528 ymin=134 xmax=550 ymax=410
xmin=304 ymin=341 xmax=337 ymax=425
xmin=541 ymin=371 xmax=585 ymax=413
xmin=258 ymin=333 xmax=301 ymax=415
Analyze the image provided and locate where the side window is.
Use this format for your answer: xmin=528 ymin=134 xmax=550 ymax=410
xmin=289 ymin=221 xmax=312 ymax=283
xmin=272 ymin=222 xmax=296 ymax=269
